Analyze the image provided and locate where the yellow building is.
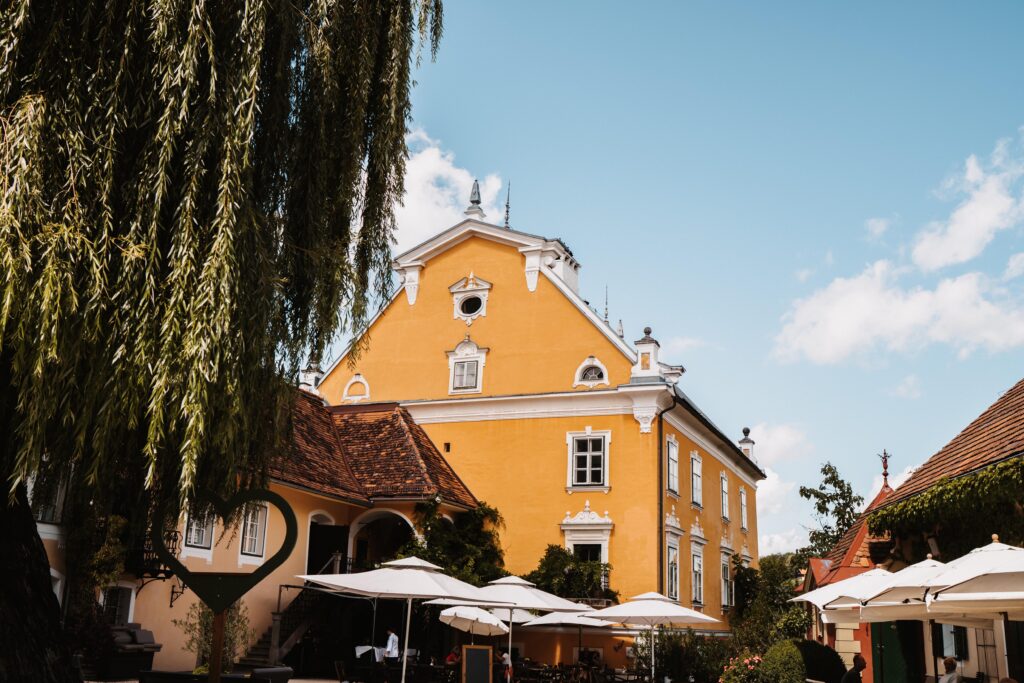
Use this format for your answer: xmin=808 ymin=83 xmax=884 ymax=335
xmin=317 ymin=190 xmax=766 ymax=633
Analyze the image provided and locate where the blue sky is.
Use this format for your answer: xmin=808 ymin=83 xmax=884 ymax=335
xmin=383 ymin=1 xmax=1024 ymax=554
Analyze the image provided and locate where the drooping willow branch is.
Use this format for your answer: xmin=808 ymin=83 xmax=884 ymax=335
xmin=0 ymin=0 xmax=443 ymax=509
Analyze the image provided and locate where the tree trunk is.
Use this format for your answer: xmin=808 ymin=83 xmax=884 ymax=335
xmin=0 ymin=484 xmax=80 ymax=682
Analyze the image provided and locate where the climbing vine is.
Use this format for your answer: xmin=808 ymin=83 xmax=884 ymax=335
xmin=868 ymin=455 xmax=1024 ymax=560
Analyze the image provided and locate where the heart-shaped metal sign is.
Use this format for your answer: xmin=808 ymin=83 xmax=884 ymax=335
xmin=152 ymin=488 xmax=298 ymax=614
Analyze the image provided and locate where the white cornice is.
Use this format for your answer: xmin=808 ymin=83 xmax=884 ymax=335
xmin=402 ymin=389 xmax=635 ymax=424
xmin=664 ymin=411 xmax=760 ymax=488
xmin=393 ymin=219 xmax=554 ymax=266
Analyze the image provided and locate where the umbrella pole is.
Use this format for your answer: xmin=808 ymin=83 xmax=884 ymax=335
xmin=578 ymin=625 xmax=582 ymax=662
xmin=1002 ymin=612 xmax=1011 ymax=679
xmin=928 ymin=619 xmax=938 ymax=682
xmin=401 ymin=598 xmax=413 ymax=683
xmin=509 ymin=608 xmax=514 ymax=663
xmin=650 ymin=624 xmax=655 ymax=683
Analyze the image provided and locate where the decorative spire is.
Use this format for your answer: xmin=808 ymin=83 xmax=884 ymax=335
xmin=464 ymin=179 xmax=485 ymax=218
xmin=603 ymin=285 xmax=609 ymax=322
xmin=616 ymin=319 xmax=624 ymax=338
xmin=879 ymin=449 xmax=892 ymax=490
xmin=503 ymin=180 xmax=511 ymax=229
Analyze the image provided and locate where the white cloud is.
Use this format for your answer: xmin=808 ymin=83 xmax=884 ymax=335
xmin=865 ymin=217 xmax=891 ymax=239
xmin=890 ymin=374 xmax=922 ymax=399
xmin=1005 ymin=253 xmax=1024 ymax=281
xmin=911 ymin=138 xmax=1024 ymax=271
xmin=865 ymin=463 xmax=920 ymax=503
xmin=663 ymin=336 xmax=705 ymax=356
xmin=760 ymin=528 xmax=807 ymax=555
xmin=757 ymin=467 xmax=796 ymax=515
xmin=748 ymin=422 xmax=813 ymax=467
xmin=393 ymin=129 xmax=504 ymax=252
xmin=795 ymin=268 xmax=814 ymax=283
xmin=825 ymin=250 xmax=834 ymax=266
xmin=774 ymin=260 xmax=1024 ymax=364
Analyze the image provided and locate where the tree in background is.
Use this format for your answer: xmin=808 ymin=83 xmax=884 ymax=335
xmin=399 ymin=500 xmax=506 ymax=586
xmin=0 ymin=2 xmax=443 ymax=680
xmin=525 ymin=545 xmax=619 ymax=602
xmin=730 ymin=553 xmax=809 ymax=653
xmin=794 ymin=462 xmax=864 ymax=566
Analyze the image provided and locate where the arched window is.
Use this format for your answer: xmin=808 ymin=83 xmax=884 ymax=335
xmin=573 ymin=356 xmax=609 ymax=388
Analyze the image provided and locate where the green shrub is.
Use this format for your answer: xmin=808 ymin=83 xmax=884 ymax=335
xmin=793 ymin=639 xmax=846 ymax=683
xmin=655 ymin=629 xmax=735 ymax=683
xmin=761 ymin=640 xmax=805 ymax=683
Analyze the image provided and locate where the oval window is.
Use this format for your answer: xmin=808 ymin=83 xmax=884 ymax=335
xmin=459 ymin=296 xmax=483 ymax=316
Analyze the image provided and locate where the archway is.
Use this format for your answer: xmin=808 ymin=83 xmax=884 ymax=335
xmin=347 ymin=509 xmax=417 ymax=570
xmin=306 ymin=511 xmax=348 ymax=574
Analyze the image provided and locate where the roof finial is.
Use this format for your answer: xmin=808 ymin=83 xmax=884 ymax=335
xmin=503 ymin=180 xmax=511 ymax=229
xmin=879 ymin=449 xmax=891 ymax=488
xmin=616 ymin=319 xmax=624 ymax=338
xmin=603 ymin=285 xmax=609 ymax=322
xmin=464 ymin=179 xmax=485 ymax=218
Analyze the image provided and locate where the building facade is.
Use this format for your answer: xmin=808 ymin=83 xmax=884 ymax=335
xmin=317 ymin=197 xmax=765 ymax=630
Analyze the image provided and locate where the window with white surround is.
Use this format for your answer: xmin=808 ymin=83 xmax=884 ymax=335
xmin=667 ymin=544 xmax=679 ymax=600
xmin=667 ymin=438 xmax=679 ymax=494
xmin=567 ymin=430 xmax=611 ymax=489
xmin=240 ymin=504 xmax=267 ymax=561
xmin=720 ymin=474 xmax=730 ymax=521
xmin=449 ymin=274 xmax=491 ymax=324
xmin=740 ymin=488 xmax=748 ymax=530
xmin=721 ymin=554 xmax=734 ymax=609
xmin=185 ymin=511 xmax=214 ymax=549
xmin=447 ymin=338 xmax=487 ymax=394
xmin=690 ymin=452 xmax=702 ymax=506
xmin=100 ymin=583 xmax=135 ymax=626
xmin=573 ymin=356 xmax=610 ymax=388
xmin=691 ymin=548 xmax=704 ymax=604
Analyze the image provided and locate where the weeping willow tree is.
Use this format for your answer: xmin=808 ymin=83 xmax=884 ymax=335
xmin=0 ymin=1 xmax=442 ymax=680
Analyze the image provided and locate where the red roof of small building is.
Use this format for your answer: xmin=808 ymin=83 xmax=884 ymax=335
xmin=814 ymin=482 xmax=895 ymax=586
xmin=269 ymin=391 xmax=476 ymax=509
xmin=878 ymin=377 xmax=1024 ymax=507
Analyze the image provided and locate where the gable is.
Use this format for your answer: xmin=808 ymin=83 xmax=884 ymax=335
xmin=319 ymin=234 xmax=637 ymax=403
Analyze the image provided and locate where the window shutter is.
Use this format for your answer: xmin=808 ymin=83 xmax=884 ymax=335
xmin=953 ymin=626 xmax=969 ymax=660
xmin=931 ymin=622 xmax=944 ymax=657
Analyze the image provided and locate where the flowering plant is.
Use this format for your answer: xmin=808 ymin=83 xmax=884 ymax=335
xmin=718 ymin=650 xmax=764 ymax=683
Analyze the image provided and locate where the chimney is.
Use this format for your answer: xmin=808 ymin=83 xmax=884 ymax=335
xmin=738 ymin=427 xmax=755 ymax=462
xmin=299 ymin=361 xmax=323 ymax=394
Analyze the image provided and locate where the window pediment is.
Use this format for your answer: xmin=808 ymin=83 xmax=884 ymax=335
xmin=450 ymin=273 xmax=491 ymax=324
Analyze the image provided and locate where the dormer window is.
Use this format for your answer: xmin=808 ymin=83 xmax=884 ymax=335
xmin=450 ymin=273 xmax=492 ymax=325
xmin=342 ymin=373 xmax=371 ymax=402
xmin=573 ymin=356 xmax=609 ymax=389
xmin=447 ymin=338 xmax=488 ymax=394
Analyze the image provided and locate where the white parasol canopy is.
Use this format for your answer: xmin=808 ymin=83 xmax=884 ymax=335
xmin=489 ymin=607 xmax=537 ymax=624
xmin=589 ymin=592 xmax=718 ymax=682
xmin=441 ymin=605 xmax=510 ymax=637
xmin=791 ymin=568 xmax=892 ymax=612
xmin=298 ymin=557 xmax=511 ymax=683
xmin=524 ymin=608 xmax=615 ymax=665
xmin=926 ymin=536 xmax=1024 ymax=614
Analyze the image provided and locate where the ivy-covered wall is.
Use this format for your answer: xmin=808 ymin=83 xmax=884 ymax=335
xmin=867 ymin=455 xmax=1024 ymax=561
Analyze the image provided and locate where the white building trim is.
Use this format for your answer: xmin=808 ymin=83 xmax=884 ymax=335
xmin=573 ymin=356 xmax=610 ymax=389
xmin=664 ymin=411 xmax=761 ymax=489
xmin=560 ymin=501 xmax=613 ymax=563
xmin=565 ymin=428 xmax=612 ymax=493
xmin=342 ymin=374 xmax=371 ymax=402
xmin=446 ymin=338 xmax=488 ymax=395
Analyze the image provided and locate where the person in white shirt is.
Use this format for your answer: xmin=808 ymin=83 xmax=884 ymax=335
xmin=939 ymin=657 xmax=963 ymax=683
xmin=385 ymin=627 xmax=400 ymax=664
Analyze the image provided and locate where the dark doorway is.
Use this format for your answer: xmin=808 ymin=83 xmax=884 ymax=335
xmin=307 ymin=517 xmax=349 ymax=574
xmin=871 ymin=621 xmax=924 ymax=683
xmin=1007 ymin=620 xmax=1024 ymax=681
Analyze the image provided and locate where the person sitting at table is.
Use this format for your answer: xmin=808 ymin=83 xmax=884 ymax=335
xmin=446 ymin=648 xmax=461 ymax=665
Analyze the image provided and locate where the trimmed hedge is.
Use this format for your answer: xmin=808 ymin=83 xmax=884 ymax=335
xmin=793 ymin=639 xmax=846 ymax=683
xmin=762 ymin=640 xmax=805 ymax=683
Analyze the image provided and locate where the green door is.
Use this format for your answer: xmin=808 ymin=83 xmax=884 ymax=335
xmin=871 ymin=621 xmax=924 ymax=683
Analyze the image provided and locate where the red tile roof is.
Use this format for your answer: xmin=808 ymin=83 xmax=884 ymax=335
xmin=270 ymin=391 xmax=476 ymax=509
xmin=815 ymin=484 xmax=894 ymax=585
xmin=880 ymin=377 xmax=1024 ymax=507
xmin=328 ymin=403 xmax=478 ymax=509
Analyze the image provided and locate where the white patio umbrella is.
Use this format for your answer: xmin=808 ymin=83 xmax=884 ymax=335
xmin=441 ymin=605 xmax=510 ymax=637
xmin=299 ymin=557 xmax=511 ymax=683
xmin=589 ymin=592 xmax=718 ymax=682
xmin=523 ymin=609 xmax=615 ymax=663
xmin=489 ymin=607 xmax=537 ymax=625
xmin=431 ymin=576 xmax=590 ymax=659
xmin=925 ymin=536 xmax=1024 ymax=677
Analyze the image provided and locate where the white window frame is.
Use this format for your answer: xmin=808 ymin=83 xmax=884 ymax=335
xmin=566 ymin=429 xmax=611 ymax=492
xmin=238 ymin=504 xmax=268 ymax=566
xmin=740 ymin=487 xmax=748 ymax=531
xmin=573 ymin=356 xmax=610 ymax=389
xmin=667 ymin=543 xmax=680 ymax=600
xmin=721 ymin=553 xmax=734 ymax=609
xmin=99 ymin=581 xmax=137 ymax=626
xmin=667 ymin=436 xmax=679 ymax=494
xmin=691 ymin=546 xmax=704 ymax=605
xmin=181 ymin=510 xmax=216 ymax=563
xmin=447 ymin=339 xmax=487 ymax=395
xmin=450 ymin=274 xmax=491 ymax=324
xmin=690 ymin=452 xmax=703 ymax=507
xmin=342 ymin=373 xmax=371 ymax=402
xmin=721 ymin=474 xmax=730 ymax=521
